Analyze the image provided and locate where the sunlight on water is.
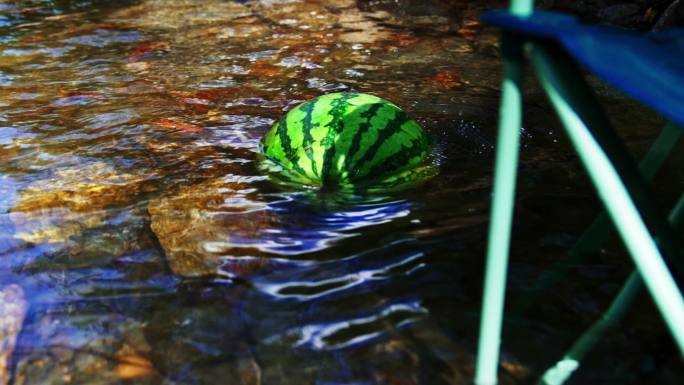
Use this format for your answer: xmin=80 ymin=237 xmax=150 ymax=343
xmin=255 ymin=251 xmax=425 ymax=300
xmin=290 ymin=300 xmax=428 ymax=350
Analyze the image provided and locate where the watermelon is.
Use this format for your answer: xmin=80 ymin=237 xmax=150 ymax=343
xmin=260 ymin=92 xmax=436 ymax=191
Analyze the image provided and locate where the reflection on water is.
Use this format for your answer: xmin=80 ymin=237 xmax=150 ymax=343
xmin=0 ymin=0 xmax=681 ymax=384
xmin=260 ymin=196 xmax=413 ymax=254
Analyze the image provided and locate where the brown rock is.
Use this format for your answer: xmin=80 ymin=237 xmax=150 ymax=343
xmin=149 ymin=176 xmax=274 ymax=277
xmin=9 ymin=162 xmax=146 ymax=245
xmin=114 ymin=344 xmax=157 ymax=379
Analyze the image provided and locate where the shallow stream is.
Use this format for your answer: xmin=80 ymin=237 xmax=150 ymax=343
xmin=0 ymin=1 xmax=682 ymax=384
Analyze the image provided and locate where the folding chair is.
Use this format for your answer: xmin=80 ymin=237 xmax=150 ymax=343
xmin=474 ymin=1 xmax=684 ymax=384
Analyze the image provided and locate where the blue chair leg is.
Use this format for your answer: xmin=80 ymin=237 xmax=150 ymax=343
xmin=474 ymin=35 xmax=526 ymax=385
xmin=530 ymin=41 xmax=684 ymax=355
xmin=539 ymin=188 xmax=684 ymax=385
xmin=512 ymin=122 xmax=682 ymax=317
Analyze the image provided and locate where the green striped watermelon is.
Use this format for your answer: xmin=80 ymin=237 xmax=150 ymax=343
xmin=260 ymin=92 xmax=436 ymax=191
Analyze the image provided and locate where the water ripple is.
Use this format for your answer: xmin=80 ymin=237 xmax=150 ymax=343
xmin=255 ymin=251 xmax=425 ymax=301
xmin=278 ymin=300 xmax=428 ymax=351
xmin=250 ymin=197 xmax=412 ymax=255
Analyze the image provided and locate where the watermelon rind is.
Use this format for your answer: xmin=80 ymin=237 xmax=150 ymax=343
xmin=259 ymin=92 xmax=436 ymax=192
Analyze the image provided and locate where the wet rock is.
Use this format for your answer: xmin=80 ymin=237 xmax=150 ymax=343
xmin=9 ymin=161 xmax=146 ymax=246
xmin=0 ymin=284 xmax=27 ymax=385
xmin=251 ymin=0 xmax=415 ymax=46
xmin=114 ymin=343 xmax=157 ymax=379
xmin=49 ymin=345 xmax=74 ymax=364
xmin=110 ymin=0 xmax=253 ymax=31
xmin=122 ymin=319 xmax=152 ymax=354
xmin=13 ymin=357 xmax=64 ymax=385
xmin=7 ymin=161 xmax=154 ymax=271
xmin=124 ymin=61 xmax=151 ymax=72
xmin=367 ymin=326 xmax=530 ymax=385
xmin=337 ymin=12 xmax=392 ymax=44
xmin=143 ymin=138 xmax=219 ymax=165
xmin=0 ymin=50 xmax=43 ymax=67
xmin=369 ymin=339 xmax=420 ymax=385
xmin=238 ymin=357 xmax=262 ymax=385
xmin=148 ymin=176 xmax=273 ymax=277
xmin=216 ymin=24 xmax=268 ymax=40
xmin=13 ymin=313 xmax=155 ymax=385
xmin=144 ymin=297 xmax=259 ymax=385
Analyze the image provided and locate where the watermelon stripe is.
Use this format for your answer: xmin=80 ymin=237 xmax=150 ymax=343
xmin=328 ymin=100 xmax=374 ymax=182
xmin=321 ymin=93 xmax=357 ymax=184
xmin=260 ymin=92 xmax=435 ymax=191
xmin=278 ymin=118 xmax=308 ymax=176
xmin=348 ymin=103 xmax=402 ymax=170
xmin=364 ymin=135 xmax=429 ymax=181
xmin=362 ymin=120 xmax=427 ymax=175
xmin=308 ymin=93 xmax=343 ymax=179
xmin=343 ymin=103 xmax=384 ymax=172
xmin=299 ymin=101 xmax=319 ymax=179
xmin=285 ymin=105 xmax=312 ymax=178
xmin=265 ymin=122 xmax=283 ymax=163
xmin=349 ymin=111 xmax=410 ymax=180
xmin=262 ymin=121 xmax=285 ymax=161
xmin=260 ymin=132 xmax=272 ymax=157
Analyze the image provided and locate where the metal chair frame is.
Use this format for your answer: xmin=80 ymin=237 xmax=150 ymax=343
xmin=475 ymin=1 xmax=684 ymax=384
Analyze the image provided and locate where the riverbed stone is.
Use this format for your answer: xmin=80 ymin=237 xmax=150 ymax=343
xmin=13 ymin=313 xmax=155 ymax=385
xmin=148 ymin=175 xmax=273 ymax=277
xmin=9 ymin=161 xmax=146 ymax=245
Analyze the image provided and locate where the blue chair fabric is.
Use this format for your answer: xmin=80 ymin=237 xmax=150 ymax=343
xmin=482 ymin=11 xmax=684 ymax=129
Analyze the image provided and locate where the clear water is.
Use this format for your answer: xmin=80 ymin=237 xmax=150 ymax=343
xmin=0 ymin=1 xmax=682 ymax=384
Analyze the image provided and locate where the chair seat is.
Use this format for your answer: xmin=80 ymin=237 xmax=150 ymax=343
xmin=483 ymin=10 xmax=684 ymax=129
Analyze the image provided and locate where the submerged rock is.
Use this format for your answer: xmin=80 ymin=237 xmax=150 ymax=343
xmin=144 ymin=293 xmax=261 ymax=385
xmin=149 ymin=175 xmax=273 ymax=277
xmin=13 ymin=314 xmax=156 ymax=385
xmin=9 ymin=161 xmax=147 ymax=245
xmin=0 ymin=284 xmax=27 ymax=385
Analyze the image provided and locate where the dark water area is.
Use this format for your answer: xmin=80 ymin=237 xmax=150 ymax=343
xmin=0 ymin=0 xmax=682 ymax=384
